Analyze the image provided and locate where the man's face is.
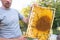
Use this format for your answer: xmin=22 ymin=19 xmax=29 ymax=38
xmin=1 ymin=0 xmax=12 ymax=8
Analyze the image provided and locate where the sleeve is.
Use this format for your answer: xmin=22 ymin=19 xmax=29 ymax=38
xmin=18 ymin=13 xmax=24 ymax=20
xmin=15 ymin=9 xmax=24 ymax=20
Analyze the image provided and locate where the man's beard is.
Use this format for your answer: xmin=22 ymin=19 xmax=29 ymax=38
xmin=4 ymin=4 xmax=11 ymax=8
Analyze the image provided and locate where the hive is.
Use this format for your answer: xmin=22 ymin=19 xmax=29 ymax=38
xmin=26 ymin=5 xmax=55 ymax=40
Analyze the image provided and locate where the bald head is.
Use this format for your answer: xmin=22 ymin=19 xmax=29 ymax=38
xmin=1 ymin=0 xmax=12 ymax=8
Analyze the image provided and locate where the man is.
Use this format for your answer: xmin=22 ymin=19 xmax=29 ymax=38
xmin=0 ymin=0 xmax=28 ymax=40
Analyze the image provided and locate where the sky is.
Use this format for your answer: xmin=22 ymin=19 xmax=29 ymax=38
xmin=0 ymin=0 xmax=36 ymax=12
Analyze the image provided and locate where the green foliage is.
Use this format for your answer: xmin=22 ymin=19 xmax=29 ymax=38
xmin=36 ymin=0 xmax=56 ymax=8
xmin=52 ymin=18 xmax=57 ymax=29
xmin=21 ymin=6 xmax=31 ymax=17
xmin=19 ymin=20 xmax=27 ymax=31
xmin=55 ymin=1 xmax=60 ymax=27
xmin=55 ymin=2 xmax=60 ymax=18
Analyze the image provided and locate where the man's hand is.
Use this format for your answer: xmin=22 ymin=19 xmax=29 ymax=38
xmin=22 ymin=17 xmax=29 ymax=23
xmin=18 ymin=36 xmax=27 ymax=40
